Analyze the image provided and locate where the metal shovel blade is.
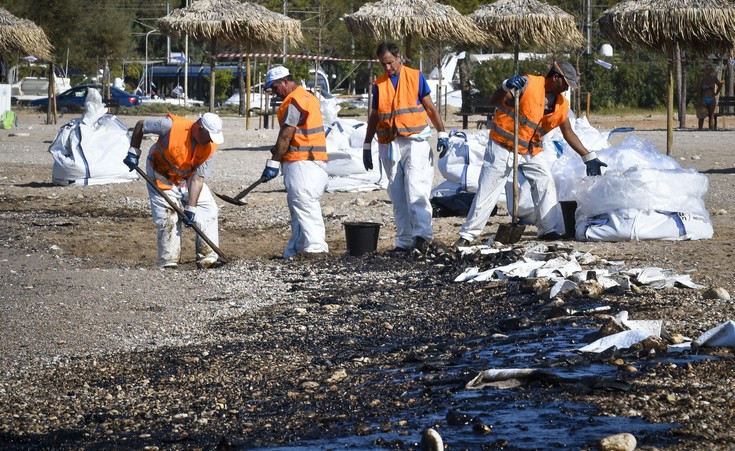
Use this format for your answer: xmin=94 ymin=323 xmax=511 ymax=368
xmin=495 ymin=222 xmax=526 ymax=244
xmin=213 ymin=176 xmax=265 ymax=206
xmin=214 ymin=191 xmax=248 ymax=206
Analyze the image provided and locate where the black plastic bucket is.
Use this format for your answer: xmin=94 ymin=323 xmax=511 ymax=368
xmin=560 ymin=201 xmax=577 ymax=239
xmin=343 ymin=222 xmax=381 ymax=256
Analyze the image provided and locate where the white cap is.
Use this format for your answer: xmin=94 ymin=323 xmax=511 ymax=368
xmin=200 ymin=112 xmax=224 ymax=144
xmin=265 ymin=66 xmax=290 ymax=89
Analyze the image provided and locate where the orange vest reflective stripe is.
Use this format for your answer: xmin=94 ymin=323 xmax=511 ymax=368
xmin=276 ymin=85 xmax=327 ymax=162
xmin=150 ymin=114 xmax=217 ymax=190
xmin=375 ymin=66 xmax=428 ymax=144
xmin=490 ymin=75 xmax=569 ymax=156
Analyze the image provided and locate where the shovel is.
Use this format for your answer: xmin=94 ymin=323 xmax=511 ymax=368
xmin=132 ymin=165 xmax=229 ymax=264
xmin=213 ymin=176 xmax=265 ymax=206
xmin=495 ymin=88 xmax=526 ymax=244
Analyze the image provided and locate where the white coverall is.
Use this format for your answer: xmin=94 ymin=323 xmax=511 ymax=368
xmin=277 ymin=99 xmax=329 ymax=258
xmin=379 ymin=130 xmax=434 ymax=249
xmin=458 ymin=139 xmax=563 ymax=241
xmin=282 ymin=160 xmax=329 ymax=258
xmin=143 ymin=118 xmax=219 ymax=267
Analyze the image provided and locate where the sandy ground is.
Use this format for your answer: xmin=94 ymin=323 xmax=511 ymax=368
xmin=1 ymin=106 xmax=735 ymax=448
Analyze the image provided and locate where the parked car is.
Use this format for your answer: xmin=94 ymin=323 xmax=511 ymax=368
xmin=29 ymin=84 xmax=141 ymax=111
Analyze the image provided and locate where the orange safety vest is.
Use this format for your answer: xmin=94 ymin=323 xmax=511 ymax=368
xmin=375 ymin=66 xmax=428 ymax=144
xmin=150 ymin=114 xmax=217 ymax=190
xmin=276 ymin=85 xmax=327 ymax=162
xmin=489 ymin=75 xmax=570 ymax=156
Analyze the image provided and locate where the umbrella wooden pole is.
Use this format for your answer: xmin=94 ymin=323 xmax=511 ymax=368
xmin=436 ymin=49 xmax=442 ymax=118
xmin=47 ymin=62 xmax=56 ymax=125
xmin=667 ymin=52 xmax=674 ymax=155
xmin=367 ymin=61 xmax=373 ymax=121
xmin=246 ymin=56 xmax=251 ymax=130
xmin=209 ymin=38 xmax=217 ymax=113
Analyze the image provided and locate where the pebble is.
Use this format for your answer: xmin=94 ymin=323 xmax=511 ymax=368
xmin=598 ymin=432 xmax=636 ymax=451
xmin=326 ymin=369 xmax=347 ymax=383
xmin=703 ymin=287 xmax=730 ymax=300
xmin=419 ymin=427 xmax=444 ymax=451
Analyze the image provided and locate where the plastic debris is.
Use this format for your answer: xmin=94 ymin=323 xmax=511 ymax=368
xmin=579 ymin=311 xmax=669 ymax=353
xmin=579 ymin=330 xmax=653 ymax=353
xmin=692 ymin=320 xmax=735 ymax=348
xmin=455 ymin=245 xmax=703 ymax=294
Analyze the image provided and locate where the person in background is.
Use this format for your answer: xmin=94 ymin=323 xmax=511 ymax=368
xmin=453 ymin=61 xmax=606 ymax=247
xmin=362 ymin=42 xmax=449 ymax=254
xmin=695 ymin=64 xmax=723 ymax=130
xmin=124 ymin=113 xmax=224 ymax=269
xmin=260 ymin=65 xmax=329 ymax=258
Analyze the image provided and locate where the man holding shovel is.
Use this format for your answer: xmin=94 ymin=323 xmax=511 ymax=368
xmin=123 ymin=113 xmax=224 ymax=269
xmin=260 ymin=66 xmax=329 ymax=259
xmin=454 ymin=61 xmax=606 ymax=247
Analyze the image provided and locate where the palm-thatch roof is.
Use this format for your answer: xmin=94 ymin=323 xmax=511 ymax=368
xmin=0 ymin=7 xmax=53 ymax=61
xmin=598 ymin=0 xmax=735 ymax=55
xmin=470 ymin=0 xmax=584 ymax=52
xmin=343 ymin=0 xmax=494 ymax=47
xmin=155 ymin=0 xmax=302 ymax=48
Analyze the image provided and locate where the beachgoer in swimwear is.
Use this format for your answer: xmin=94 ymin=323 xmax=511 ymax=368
xmin=696 ymin=64 xmax=723 ymax=130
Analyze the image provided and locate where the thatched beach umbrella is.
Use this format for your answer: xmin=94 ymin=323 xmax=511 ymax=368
xmin=344 ymin=0 xmax=493 ymax=115
xmin=599 ymin=0 xmax=735 ymax=154
xmin=156 ymin=0 xmax=303 ymax=112
xmin=470 ymin=0 xmax=585 ymax=74
xmin=0 ymin=7 xmax=53 ymax=62
xmin=344 ymin=0 xmax=491 ymax=58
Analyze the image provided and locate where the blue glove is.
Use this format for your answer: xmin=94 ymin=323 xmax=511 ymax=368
xmin=502 ymin=74 xmax=526 ymax=92
xmin=123 ymin=147 xmax=140 ymax=171
xmin=437 ymin=131 xmax=449 ymax=159
xmin=261 ymin=159 xmax=280 ymax=182
xmin=182 ymin=206 xmax=196 ymax=228
xmin=362 ymin=143 xmax=373 ymax=171
xmin=582 ymin=151 xmax=608 ymax=176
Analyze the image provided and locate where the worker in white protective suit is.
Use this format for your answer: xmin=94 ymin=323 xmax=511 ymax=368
xmin=362 ymin=42 xmax=449 ymax=253
xmin=453 ymin=61 xmax=607 ymax=247
xmin=123 ymin=113 xmax=224 ymax=269
xmin=261 ymin=66 xmax=329 ymax=258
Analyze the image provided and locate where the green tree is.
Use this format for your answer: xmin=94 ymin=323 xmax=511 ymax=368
xmin=204 ymin=69 xmax=234 ymax=103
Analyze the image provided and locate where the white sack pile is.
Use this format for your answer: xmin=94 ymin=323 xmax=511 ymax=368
xmin=432 ymin=131 xmax=488 ymax=197
xmin=49 ymin=88 xmax=137 ymax=186
xmin=431 ymin=114 xmax=711 ymax=241
xmin=550 ymin=125 xmax=712 ymax=241
xmin=324 ymin=118 xmax=386 ymax=193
